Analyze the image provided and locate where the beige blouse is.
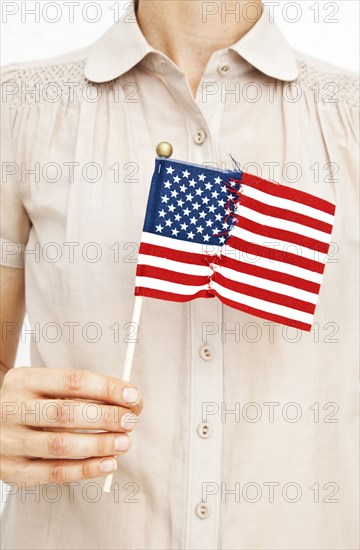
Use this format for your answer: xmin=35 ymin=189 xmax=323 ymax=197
xmin=1 ymin=2 xmax=359 ymax=549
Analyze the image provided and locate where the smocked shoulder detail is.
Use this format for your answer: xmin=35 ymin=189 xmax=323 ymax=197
xmin=295 ymin=57 xmax=359 ymax=110
xmin=1 ymin=58 xmax=119 ymax=110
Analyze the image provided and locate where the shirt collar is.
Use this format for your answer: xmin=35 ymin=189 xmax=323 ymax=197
xmin=84 ymin=1 xmax=299 ymax=83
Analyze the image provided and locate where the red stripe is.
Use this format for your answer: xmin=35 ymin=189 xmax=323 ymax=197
xmin=212 ymin=272 xmax=315 ymax=314
xmin=227 ymin=237 xmax=326 ymax=274
xmin=241 ymin=172 xmax=336 ymax=215
xmin=139 ymin=242 xmax=209 ymax=266
xmin=136 ymin=264 xmax=210 ymax=286
xmin=134 ymin=287 xmax=213 ymax=301
xmin=234 ymin=216 xmax=330 ymax=254
xmin=221 ymin=254 xmax=320 ymax=294
xmin=239 ymin=194 xmax=333 ymax=234
xmin=212 ymin=290 xmax=312 ymax=331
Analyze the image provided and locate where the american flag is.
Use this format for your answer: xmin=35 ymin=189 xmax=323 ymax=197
xmin=135 ymin=158 xmax=336 ymax=331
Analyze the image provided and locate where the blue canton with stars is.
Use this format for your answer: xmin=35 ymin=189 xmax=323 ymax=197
xmin=143 ymin=158 xmax=243 ymax=246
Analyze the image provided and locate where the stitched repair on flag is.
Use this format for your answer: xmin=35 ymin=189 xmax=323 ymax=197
xmin=207 ymin=173 xmax=244 ymax=294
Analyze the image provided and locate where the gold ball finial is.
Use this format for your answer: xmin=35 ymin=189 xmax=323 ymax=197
xmin=156 ymin=141 xmax=173 ymax=158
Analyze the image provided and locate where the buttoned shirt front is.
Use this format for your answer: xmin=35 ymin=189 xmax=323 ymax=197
xmin=0 ymin=2 xmax=359 ymax=549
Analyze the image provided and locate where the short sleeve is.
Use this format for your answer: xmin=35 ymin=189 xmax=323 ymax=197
xmin=0 ymin=63 xmax=31 ymax=269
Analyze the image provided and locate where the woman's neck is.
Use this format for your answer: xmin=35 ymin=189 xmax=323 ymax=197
xmin=136 ymin=0 xmax=263 ymax=96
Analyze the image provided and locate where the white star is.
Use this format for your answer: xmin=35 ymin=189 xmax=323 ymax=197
xmin=175 ymin=213 xmax=181 ymax=221
xmin=197 ymin=226 xmax=204 ymax=233
xmin=168 ymin=204 xmax=176 ymax=212
xmin=187 ymin=231 xmax=195 ymax=240
xmin=189 ymin=178 xmax=196 ymax=187
xmin=186 ymin=193 xmax=193 ymax=201
xmin=161 ymin=196 xmax=169 ymax=203
xmin=218 ymin=199 xmax=226 ymax=207
xmin=182 ymin=170 xmax=190 ymax=178
xmin=212 ymin=190 xmax=219 ymax=199
xmin=166 ymin=166 xmax=174 ymax=174
xmin=203 ymin=234 xmax=210 ymax=242
xmin=208 ymin=204 xmax=216 ymax=213
xmin=183 ymin=208 xmax=190 ymax=216
xmin=190 ymin=216 xmax=197 ymax=224
xmin=206 ymin=220 xmax=213 ymax=227
xmin=219 ymin=236 xmax=226 ymax=243
xmin=173 ymin=175 xmax=180 ymax=183
xmin=193 ymin=202 xmax=200 ymax=210
xmin=180 ymin=184 xmax=186 ymax=193
xmin=164 ymin=180 xmax=171 ymax=189
xmin=159 ymin=209 xmax=166 ymax=218
xmin=198 ymin=173 xmax=206 ymax=181
xmin=205 ymin=182 xmax=212 ymax=190
xmin=165 ymin=219 xmax=173 ymax=227
xmin=214 ymin=176 xmax=222 ymax=184
xmin=195 ymin=188 xmax=203 ymax=196
xmin=171 ymin=189 xmax=178 ymax=198
xmin=155 ymin=224 xmax=163 ymax=233
xmin=172 ymin=228 xmax=179 ymax=236
xmin=215 ymin=213 xmax=222 ymax=221
xmin=202 ymin=196 xmax=210 ymax=205
xmin=177 ymin=199 xmax=185 ymax=207
xmin=180 ymin=222 xmax=188 ymax=230
xmin=199 ymin=211 xmax=206 ymax=219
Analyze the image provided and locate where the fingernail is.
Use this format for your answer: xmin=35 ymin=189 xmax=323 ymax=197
xmin=121 ymin=413 xmax=137 ymax=431
xmin=114 ymin=435 xmax=131 ymax=451
xmin=123 ymin=386 xmax=140 ymax=404
xmin=100 ymin=458 xmax=117 ymax=473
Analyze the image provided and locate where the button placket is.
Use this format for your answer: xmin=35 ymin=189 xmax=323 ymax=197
xmin=185 ymin=298 xmax=223 ymax=549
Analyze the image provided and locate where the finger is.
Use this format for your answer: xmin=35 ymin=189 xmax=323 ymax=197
xmin=9 ymin=399 xmax=140 ymax=433
xmin=9 ymin=367 xmax=143 ymax=414
xmin=0 ymin=455 xmax=119 ymax=486
xmin=5 ymin=427 xmax=132 ymax=459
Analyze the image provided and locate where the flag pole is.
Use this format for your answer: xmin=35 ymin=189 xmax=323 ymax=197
xmin=103 ymin=141 xmax=173 ymax=493
xmin=103 ymin=296 xmax=143 ymax=493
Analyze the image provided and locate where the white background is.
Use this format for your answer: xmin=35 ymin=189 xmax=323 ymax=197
xmin=1 ymin=0 xmax=359 ymax=70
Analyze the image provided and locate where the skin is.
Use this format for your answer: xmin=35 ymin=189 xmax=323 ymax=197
xmin=0 ymin=266 xmax=143 ymax=485
xmin=136 ymin=0 xmax=263 ymax=96
xmin=0 ymin=0 xmax=262 ymax=486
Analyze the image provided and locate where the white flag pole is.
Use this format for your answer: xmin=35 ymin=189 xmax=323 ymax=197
xmin=103 ymin=295 xmax=143 ymax=493
xmin=103 ymin=142 xmax=173 ymax=493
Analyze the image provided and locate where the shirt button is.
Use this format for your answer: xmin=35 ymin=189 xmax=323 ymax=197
xmin=195 ymin=502 xmax=210 ymax=519
xmin=200 ymin=345 xmax=214 ymax=361
xmin=197 ymin=423 xmax=212 ymax=438
xmin=194 ymin=130 xmax=206 ymax=145
xmin=218 ymin=64 xmax=230 ymax=75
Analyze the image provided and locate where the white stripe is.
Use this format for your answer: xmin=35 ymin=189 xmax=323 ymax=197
xmin=241 ymin=185 xmax=334 ymax=225
xmin=230 ymin=226 xmax=327 ymax=263
xmin=135 ymin=276 xmax=209 ymax=295
xmin=215 ymin=265 xmax=318 ymax=304
xmin=235 ymin=204 xmax=332 ymax=243
xmin=138 ymin=254 xmax=212 ymax=276
xmin=222 ymin=243 xmax=323 ymax=284
xmin=211 ymin=281 xmax=313 ymax=324
xmin=141 ymin=232 xmax=222 ymax=255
